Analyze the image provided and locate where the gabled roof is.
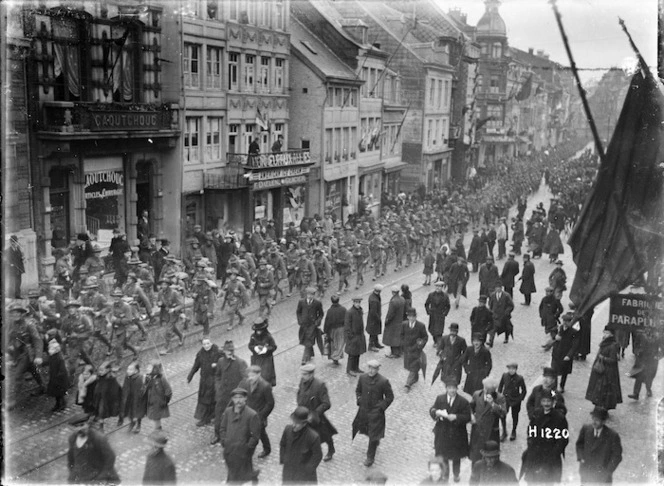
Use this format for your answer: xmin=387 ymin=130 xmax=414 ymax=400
xmin=290 ymin=16 xmax=360 ymax=83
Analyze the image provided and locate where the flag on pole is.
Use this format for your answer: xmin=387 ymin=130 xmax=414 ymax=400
xmin=255 ymin=108 xmax=269 ymax=132
xmin=568 ymin=69 xmax=664 ymax=316
xmin=515 ymin=74 xmax=533 ymax=101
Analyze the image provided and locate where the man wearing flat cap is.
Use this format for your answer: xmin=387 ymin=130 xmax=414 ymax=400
xmin=353 ymin=360 xmax=394 ymax=467
xmin=345 ymin=296 xmax=367 ymax=376
xmin=469 ymin=441 xmax=518 ymax=485
xmin=296 ymin=364 xmax=337 ymax=462
xmin=575 ymin=406 xmax=623 ymax=484
xmin=280 ymin=406 xmax=323 ymax=483
xmin=296 ymin=287 xmax=324 ymax=365
xmin=211 ymin=341 xmax=248 ymax=446
xmin=430 ymin=377 xmax=471 ymax=482
xmin=219 ymin=387 xmax=262 ymax=483
xmin=143 ymin=430 xmax=177 ymax=485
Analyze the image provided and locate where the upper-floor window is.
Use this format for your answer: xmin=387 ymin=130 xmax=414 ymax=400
xmin=244 ymin=55 xmax=255 ymax=92
xmin=207 ymin=47 xmax=222 ymax=89
xmin=258 ymin=0 xmax=270 ymax=26
xmin=257 ymin=56 xmax=270 ymax=93
xmin=228 ymin=52 xmax=239 ymax=90
xmin=229 ymin=0 xmax=239 ymax=20
xmin=335 ymin=88 xmax=343 ymax=107
xmin=207 ymin=0 xmax=220 ymax=19
xmin=184 ymin=117 xmax=201 ymax=163
xmin=481 ymin=43 xmax=489 ymax=55
xmin=327 ymin=87 xmax=334 ymax=107
xmin=52 ymin=16 xmax=83 ymax=102
xmin=228 ymin=123 xmax=239 ymax=154
xmin=274 ymin=0 xmax=285 ymax=30
xmin=490 ymin=76 xmax=500 ymax=94
xmin=274 ymin=58 xmax=284 ymax=93
xmin=444 ymin=80 xmax=450 ymax=109
xmin=487 ymin=104 xmax=504 ymax=127
xmin=437 ymin=79 xmax=443 ymax=109
xmin=206 ymin=117 xmax=223 ymax=161
xmin=184 ymin=43 xmax=201 ymax=89
xmin=183 ymin=0 xmax=201 ymax=17
xmin=429 ymin=79 xmax=436 ymax=106
xmin=361 ymin=67 xmax=369 ymax=97
xmin=492 ymin=43 xmax=502 ymax=58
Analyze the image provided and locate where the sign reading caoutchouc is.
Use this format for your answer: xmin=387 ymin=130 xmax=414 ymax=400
xmin=609 ymin=293 xmax=664 ymax=330
xmin=90 ymin=111 xmax=161 ymax=131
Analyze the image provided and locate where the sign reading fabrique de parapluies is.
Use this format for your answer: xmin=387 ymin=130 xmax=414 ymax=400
xmin=609 ymin=293 xmax=664 ymax=330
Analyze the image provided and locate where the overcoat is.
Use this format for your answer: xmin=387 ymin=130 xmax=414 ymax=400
xmin=470 ymin=459 xmax=518 ymax=485
xmin=539 ymin=295 xmax=563 ymax=333
xmin=470 ymin=305 xmax=494 ymax=339
xmin=575 ymin=424 xmax=623 ymax=484
xmin=468 ymin=236 xmax=484 ymax=266
xmin=383 ymin=294 xmax=405 ymax=347
xmin=543 ymin=229 xmax=564 ymax=255
xmin=462 ymin=346 xmax=492 ymax=395
xmin=469 ymin=390 xmax=507 ymax=462
xmin=188 ymin=344 xmax=222 ymax=406
xmin=478 ymin=264 xmax=500 ymax=295
xmin=280 ymin=424 xmax=323 ymax=483
xmin=520 ymin=409 xmax=569 ymax=483
xmin=297 ymin=377 xmax=338 ymax=443
xmin=249 ymin=332 xmax=278 ymax=386
xmin=220 ymin=405 xmax=261 ymax=483
xmin=498 ymin=372 xmax=527 ymax=408
xmin=145 ymin=372 xmax=172 ymax=420
xmin=366 ymin=292 xmax=382 ymax=336
xmin=352 ymin=372 xmax=394 ymax=441
xmin=143 ymin=448 xmax=177 ymax=485
xmin=93 ymin=374 xmax=122 ymax=419
xmin=519 ymin=260 xmax=536 ymax=294
xmin=67 ymin=428 xmax=120 ymax=484
xmin=46 ymin=351 xmax=70 ymax=398
xmin=585 ymin=336 xmax=622 ymax=410
xmin=448 ymin=262 xmax=468 ymax=297
xmin=296 ymin=298 xmax=324 ymax=346
xmin=551 ymin=325 xmax=579 ymax=376
xmin=488 ymin=291 xmax=514 ymax=335
xmin=425 ymin=291 xmax=451 ymax=337
xmin=121 ymin=373 xmax=146 ymax=420
xmin=401 ymin=320 xmax=428 ymax=371
xmin=437 ymin=334 xmax=467 ymax=384
xmin=430 ymin=393 xmax=471 ymax=459
xmin=526 ymin=385 xmax=567 ymax=421
xmin=500 ymin=259 xmax=520 ymax=289
xmin=344 ymin=305 xmax=367 ymax=356
xmin=238 ymin=376 xmax=275 ymax=426
xmin=214 ymin=356 xmax=248 ymax=410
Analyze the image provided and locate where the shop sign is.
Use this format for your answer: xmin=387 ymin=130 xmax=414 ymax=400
xmin=90 ymin=110 xmax=162 ymax=131
xmin=244 ymin=150 xmax=312 ymax=168
xmin=253 ymin=175 xmax=307 ymax=190
xmin=255 ymin=205 xmax=266 ymax=219
xmin=85 ymin=170 xmax=124 ymax=199
xmin=609 ymin=293 xmax=664 ymax=330
xmin=248 ymin=166 xmax=310 ymax=182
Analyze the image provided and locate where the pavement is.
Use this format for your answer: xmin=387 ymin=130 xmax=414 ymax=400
xmin=4 ymin=180 xmax=662 ymax=485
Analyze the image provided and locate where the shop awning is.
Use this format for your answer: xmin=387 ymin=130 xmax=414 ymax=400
xmin=383 ymin=160 xmax=409 ymax=174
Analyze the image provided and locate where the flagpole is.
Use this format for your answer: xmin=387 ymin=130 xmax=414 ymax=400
xmin=549 ymin=0 xmax=605 ymax=161
xmin=618 ymin=18 xmax=654 ymax=79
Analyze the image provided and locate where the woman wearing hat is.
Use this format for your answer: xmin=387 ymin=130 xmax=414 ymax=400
xmin=248 ymin=318 xmax=278 ymax=386
xmin=585 ymin=325 xmax=622 ymax=411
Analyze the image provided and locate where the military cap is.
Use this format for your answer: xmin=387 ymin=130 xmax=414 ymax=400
xmin=65 ymin=299 xmax=82 ymax=308
xmin=110 ymin=289 xmax=124 ymax=297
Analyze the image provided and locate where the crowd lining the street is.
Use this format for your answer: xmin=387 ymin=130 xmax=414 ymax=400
xmin=5 ymin=139 xmax=663 ymax=484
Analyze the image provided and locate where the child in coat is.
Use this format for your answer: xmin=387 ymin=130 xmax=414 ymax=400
xmin=76 ymin=364 xmax=97 ymax=415
xmin=46 ymin=341 xmax=70 ymax=412
xmin=120 ymin=361 xmax=147 ymax=434
xmin=145 ymin=361 xmax=172 ymax=430
xmin=92 ymin=361 xmax=122 ymax=431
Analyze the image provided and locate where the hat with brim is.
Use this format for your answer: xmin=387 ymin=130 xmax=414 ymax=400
xmin=590 ymin=406 xmax=608 ymax=421
xmin=65 ymin=300 xmax=82 ymax=308
xmin=444 ymin=377 xmax=459 ymax=387
xmin=543 ymin=366 xmax=556 ymax=377
xmin=231 ymin=387 xmax=248 ymax=398
xmin=110 ymin=289 xmax=124 ymax=297
xmin=291 ymin=406 xmax=309 ymax=423
xmin=480 ymin=441 xmax=500 ymax=458
xmin=7 ymin=302 xmax=29 ymax=314
xmin=300 ymin=363 xmax=316 ymax=373
xmin=148 ymin=430 xmax=168 ymax=447
xmin=252 ymin=317 xmax=268 ymax=331
xmin=406 ymin=308 xmax=417 ymax=316
xmin=449 ymin=323 xmax=459 ymax=331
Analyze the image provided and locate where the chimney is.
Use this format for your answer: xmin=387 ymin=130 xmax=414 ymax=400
xmin=536 ymin=49 xmax=544 ymax=57
xmin=448 ymin=8 xmax=467 ymax=25
xmin=542 ymin=53 xmax=549 ymax=60
xmin=528 ymin=47 xmax=534 ymax=55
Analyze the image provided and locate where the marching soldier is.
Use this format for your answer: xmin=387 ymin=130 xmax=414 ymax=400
xmin=336 ymin=242 xmax=353 ymax=293
xmin=7 ymin=302 xmax=46 ymax=405
xmin=222 ymin=268 xmax=248 ymax=331
xmin=267 ymin=246 xmax=287 ymax=301
xmin=255 ymin=258 xmax=276 ymax=317
xmin=122 ymin=272 xmax=153 ymax=321
xmin=285 ymin=242 xmax=299 ymax=298
xmin=108 ymin=289 xmax=140 ymax=361
xmin=296 ymin=250 xmax=316 ymax=299
xmin=136 ymin=262 xmax=155 ymax=303
xmin=60 ymin=299 xmax=94 ymax=382
xmin=353 ymin=240 xmax=369 ymax=290
xmin=370 ymin=232 xmax=387 ymax=281
xmin=313 ymin=248 xmax=331 ymax=299
xmin=192 ymin=276 xmax=217 ymax=336
xmin=156 ymin=279 xmax=185 ymax=355
xmin=79 ymin=277 xmax=114 ymax=356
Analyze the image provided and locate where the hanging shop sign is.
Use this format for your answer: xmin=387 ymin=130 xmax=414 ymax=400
xmin=609 ymin=293 xmax=664 ymax=330
xmin=248 ymin=166 xmax=310 ymax=185
xmin=253 ymin=175 xmax=308 ymax=190
xmin=248 ymin=150 xmax=312 ymax=169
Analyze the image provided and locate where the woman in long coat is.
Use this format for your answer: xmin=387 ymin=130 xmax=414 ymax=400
xmin=469 ymin=388 xmax=506 ymax=463
xmin=424 ymin=284 xmax=451 ymax=346
xmin=543 ymin=226 xmax=564 ymax=262
xmin=145 ymin=361 xmax=172 ymax=429
xmin=383 ymin=289 xmax=405 ymax=356
xmin=585 ymin=325 xmax=622 ymax=411
xmin=188 ymin=338 xmax=221 ymax=425
xmin=248 ymin=319 xmax=278 ymax=386
xmin=46 ymin=341 xmax=70 ymax=412
xmin=461 ymin=335 xmax=492 ymax=395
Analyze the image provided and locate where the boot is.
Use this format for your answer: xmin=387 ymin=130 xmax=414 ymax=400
xmin=133 ymin=419 xmax=141 ymax=434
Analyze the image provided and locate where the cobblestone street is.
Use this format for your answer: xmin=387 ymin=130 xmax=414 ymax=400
xmin=6 ymin=182 xmax=661 ymax=484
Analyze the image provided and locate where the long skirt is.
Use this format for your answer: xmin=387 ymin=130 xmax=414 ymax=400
xmin=194 ymin=401 xmax=215 ymax=423
xmin=329 ymin=327 xmax=345 ymax=361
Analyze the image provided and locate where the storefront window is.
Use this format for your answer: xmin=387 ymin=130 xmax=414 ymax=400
xmin=284 ymin=185 xmax=306 ymax=231
xmin=325 ymin=180 xmax=343 ymax=219
xmin=84 ymin=158 xmax=125 ymax=243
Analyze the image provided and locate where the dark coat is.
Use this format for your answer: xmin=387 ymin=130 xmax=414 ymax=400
xmin=520 ymin=409 xmax=569 ymax=483
xmin=478 ymin=264 xmax=500 ymax=294
xmin=425 ymin=290 xmax=451 ymax=337
xmin=401 ymin=320 xmax=428 ymax=371
xmin=366 ymin=292 xmax=382 ymax=336
xmin=551 ymin=325 xmax=579 ymax=376
xmin=296 ymin=298 xmax=324 ymax=346
xmin=68 ymin=428 xmax=120 ymax=484
xmin=121 ymin=373 xmax=146 ymax=420
xmin=280 ymin=424 xmax=323 ymax=483
xmin=469 ymin=390 xmax=507 ymax=462
xmin=526 ymin=385 xmax=567 ymax=421
xmin=500 ymin=259 xmax=520 ymax=289
xmin=436 ymin=334 xmax=467 ymax=384
xmin=575 ymin=424 xmax=623 ymax=484
xmin=145 ymin=373 xmax=172 ymax=420
xmin=383 ymin=294 xmax=405 ymax=347
xmin=214 ymin=356 xmax=248 ymax=410
xmin=448 ymin=262 xmax=468 ymax=297
xmin=548 ymin=267 xmax=567 ymax=291
xmin=238 ymin=376 xmax=275 ymax=425
xmin=470 ymin=459 xmax=518 ymax=485
xmin=462 ymin=346 xmax=492 ymax=395
xmin=93 ymin=374 xmax=122 ymax=419
xmin=539 ymin=295 xmax=563 ymax=333
xmin=143 ymin=449 xmax=176 ymax=485
xmin=344 ymin=305 xmax=367 ymax=356
xmin=249 ymin=332 xmax=277 ymax=386
xmin=586 ymin=336 xmax=622 ymax=410
xmin=297 ymin=377 xmax=337 ymax=442
xmin=323 ymin=303 xmax=347 ymax=333
xmin=352 ymin=372 xmax=394 ymax=441
xmin=468 ymin=235 xmax=484 ymax=265
xmin=46 ymin=352 xmax=70 ymax=398
xmin=519 ymin=260 xmax=536 ymax=294
xmin=543 ymin=229 xmax=564 ymax=255
xmin=188 ymin=345 xmax=222 ymax=406
xmin=470 ymin=305 xmax=494 ymax=338
xmin=430 ymin=393 xmax=471 ymax=459
xmin=498 ymin=372 xmax=526 ymax=408
xmin=220 ymin=405 xmax=262 ymax=482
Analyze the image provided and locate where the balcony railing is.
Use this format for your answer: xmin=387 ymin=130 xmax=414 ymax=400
xmin=204 ymin=165 xmax=249 ymax=190
xmin=40 ymin=101 xmax=179 ymax=133
xmin=226 ymin=149 xmax=312 ymax=169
